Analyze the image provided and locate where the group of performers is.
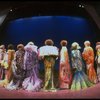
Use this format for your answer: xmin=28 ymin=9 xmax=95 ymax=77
xmin=0 ymin=39 xmax=100 ymax=92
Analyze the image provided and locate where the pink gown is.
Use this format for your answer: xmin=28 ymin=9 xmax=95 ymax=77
xmin=59 ymin=46 xmax=72 ymax=89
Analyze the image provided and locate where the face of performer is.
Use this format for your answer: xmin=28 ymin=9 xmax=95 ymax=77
xmin=60 ymin=40 xmax=67 ymax=47
xmin=8 ymin=44 xmax=14 ymax=50
xmin=98 ymin=47 xmax=100 ymax=51
xmin=71 ymin=45 xmax=77 ymax=50
xmin=0 ymin=48 xmax=2 ymax=52
xmin=84 ymin=42 xmax=90 ymax=47
xmin=96 ymin=45 xmax=100 ymax=52
xmin=45 ymin=39 xmax=54 ymax=46
xmin=1 ymin=45 xmax=5 ymax=52
xmin=18 ymin=47 xmax=24 ymax=51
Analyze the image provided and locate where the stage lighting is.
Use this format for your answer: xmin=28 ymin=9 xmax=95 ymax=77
xmin=82 ymin=5 xmax=84 ymax=8
xmin=79 ymin=4 xmax=81 ymax=7
xmin=10 ymin=9 xmax=12 ymax=12
xmin=79 ymin=4 xmax=84 ymax=8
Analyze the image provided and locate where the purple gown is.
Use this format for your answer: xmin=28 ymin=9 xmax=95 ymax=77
xmin=6 ymin=50 xmax=25 ymax=90
xmin=22 ymin=44 xmax=42 ymax=91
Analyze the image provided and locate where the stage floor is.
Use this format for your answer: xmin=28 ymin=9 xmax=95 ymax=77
xmin=0 ymin=83 xmax=100 ymax=99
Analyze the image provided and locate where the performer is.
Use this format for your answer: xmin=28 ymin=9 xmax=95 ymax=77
xmin=95 ymin=44 xmax=100 ymax=82
xmin=96 ymin=42 xmax=100 ymax=46
xmin=71 ymin=42 xmax=93 ymax=90
xmin=0 ymin=45 xmax=6 ymax=80
xmin=82 ymin=41 xmax=97 ymax=84
xmin=0 ymin=44 xmax=15 ymax=87
xmin=22 ymin=42 xmax=42 ymax=91
xmin=59 ymin=40 xmax=72 ymax=89
xmin=6 ymin=44 xmax=25 ymax=90
xmin=39 ymin=39 xmax=59 ymax=92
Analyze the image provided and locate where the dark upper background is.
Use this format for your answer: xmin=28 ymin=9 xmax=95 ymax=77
xmin=0 ymin=1 xmax=100 ymax=36
xmin=0 ymin=1 xmax=99 ymax=45
xmin=0 ymin=1 xmax=99 ymax=19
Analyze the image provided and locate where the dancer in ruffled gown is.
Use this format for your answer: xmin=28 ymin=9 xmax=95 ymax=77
xmin=0 ymin=45 xmax=6 ymax=80
xmin=22 ymin=42 xmax=42 ymax=91
xmin=70 ymin=42 xmax=93 ymax=90
xmin=82 ymin=41 xmax=97 ymax=84
xmin=95 ymin=43 xmax=100 ymax=82
xmin=39 ymin=39 xmax=59 ymax=92
xmin=6 ymin=44 xmax=25 ymax=90
xmin=0 ymin=44 xmax=15 ymax=87
xmin=59 ymin=40 xmax=72 ymax=89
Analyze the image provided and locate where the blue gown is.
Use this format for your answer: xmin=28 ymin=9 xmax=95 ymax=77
xmin=71 ymin=49 xmax=93 ymax=90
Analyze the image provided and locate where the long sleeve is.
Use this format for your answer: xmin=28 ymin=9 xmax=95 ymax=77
xmin=8 ymin=50 xmax=15 ymax=69
xmin=82 ymin=48 xmax=87 ymax=60
xmin=8 ymin=51 xmax=12 ymax=67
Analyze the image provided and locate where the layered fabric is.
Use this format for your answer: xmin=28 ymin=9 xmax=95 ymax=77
xmin=39 ymin=46 xmax=59 ymax=91
xmin=22 ymin=43 xmax=42 ymax=91
xmin=6 ymin=50 xmax=25 ymax=90
xmin=71 ymin=50 xmax=93 ymax=90
xmin=82 ymin=46 xmax=97 ymax=83
xmin=43 ymin=56 xmax=56 ymax=90
xmin=59 ymin=47 xmax=72 ymax=89
xmin=39 ymin=46 xmax=58 ymax=56
xmin=95 ymin=49 xmax=100 ymax=82
xmin=0 ymin=49 xmax=6 ymax=80
xmin=0 ymin=50 xmax=15 ymax=87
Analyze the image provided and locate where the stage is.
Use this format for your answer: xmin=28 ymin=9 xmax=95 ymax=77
xmin=0 ymin=1 xmax=100 ymax=99
xmin=0 ymin=83 xmax=100 ymax=99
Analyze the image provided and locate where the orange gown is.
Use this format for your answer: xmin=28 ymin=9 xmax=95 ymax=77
xmin=82 ymin=46 xmax=97 ymax=83
xmin=0 ymin=50 xmax=15 ymax=87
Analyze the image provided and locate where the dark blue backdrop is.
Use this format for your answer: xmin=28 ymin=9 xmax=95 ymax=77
xmin=5 ymin=16 xmax=97 ymax=70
